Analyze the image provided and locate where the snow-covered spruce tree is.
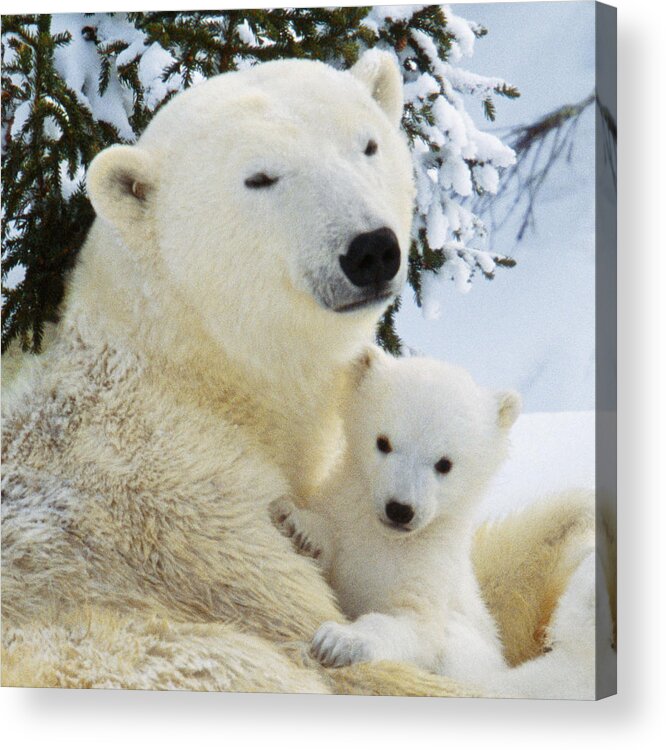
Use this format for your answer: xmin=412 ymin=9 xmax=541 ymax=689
xmin=363 ymin=5 xmax=518 ymax=348
xmin=1 ymin=7 xmax=518 ymax=355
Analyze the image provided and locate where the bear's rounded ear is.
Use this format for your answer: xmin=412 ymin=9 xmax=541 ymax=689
xmin=351 ymin=49 xmax=404 ymax=126
xmin=496 ymin=390 xmax=522 ymax=429
xmin=87 ymin=145 xmax=155 ymax=229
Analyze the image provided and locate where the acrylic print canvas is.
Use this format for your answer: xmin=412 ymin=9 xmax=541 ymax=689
xmin=1 ymin=3 xmax=616 ymax=699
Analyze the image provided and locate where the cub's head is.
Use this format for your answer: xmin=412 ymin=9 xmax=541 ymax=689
xmin=86 ymin=51 xmax=414 ymax=370
xmin=344 ymin=349 xmax=521 ymax=535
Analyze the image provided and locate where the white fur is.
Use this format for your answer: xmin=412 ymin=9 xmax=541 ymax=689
xmin=272 ymin=350 xmax=609 ymax=699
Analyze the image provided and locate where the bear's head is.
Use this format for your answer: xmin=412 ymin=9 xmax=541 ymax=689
xmin=86 ymin=51 xmax=415 ymax=373
xmin=343 ymin=348 xmax=521 ymax=535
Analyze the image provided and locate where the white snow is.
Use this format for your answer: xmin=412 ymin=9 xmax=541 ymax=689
xmin=403 ymin=72 xmax=440 ymax=103
xmin=364 ymin=6 xmax=429 ymax=27
xmin=382 ymin=11 xmax=518 ymax=317
xmin=3 ymin=264 xmax=26 ymax=291
xmin=432 ymin=96 xmax=468 ymax=151
xmin=444 ymin=249 xmax=473 ymax=293
xmin=476 ymin=411 xmax=594 ymax=521
xmin=51 ymin=14 xmax=136 ymax=142
xmin=42 ymin=114 xmax=63 ymax=141
xmin=472 ymin=128 xmax=516 ymax=167
xmin=59 ymin=162 xmax=85 ymax=200
xmin=426 ymin=200 xmax=449 ymax=250
xmin=49 ymin=13 xmax=199 ymax=138
xmin=138 ymin=43 xmax=183 ymax=110
xmin=472 ymin=249 xmax=496 ymax=275
xmin=236 ymin=20 xmax=257 ymax=47
xmin=443 ymin=64 xmax=508 ymax=98
xmin=115 ymin=35 xmax=147 ymax=68
xmin=473 ymin=163 xmax=500 ymax=194
xmin=444 ymin=5 xmax=477 ymax=61
xmin=10 ymin=101 xmax=32 ymax=138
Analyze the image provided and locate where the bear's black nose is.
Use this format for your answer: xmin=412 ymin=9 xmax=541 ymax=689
xmin=339 ymin=227 xmax=401 ymax=287
xmin=385 ymin=500 xmax=415 ymax=526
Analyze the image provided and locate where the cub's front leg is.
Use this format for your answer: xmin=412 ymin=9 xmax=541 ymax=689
xmin=312 ymin=611 xmax=434 ymax=670
xmin=269 ymin=497 xmax=332 ymax=568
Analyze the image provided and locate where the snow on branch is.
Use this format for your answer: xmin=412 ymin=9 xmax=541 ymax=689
xmin=364 ymin=5 xmax=518 ymax=327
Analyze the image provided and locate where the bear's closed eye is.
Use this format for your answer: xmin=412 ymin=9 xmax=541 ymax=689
xmin=245 ymin=173 xmax=279 ymax=188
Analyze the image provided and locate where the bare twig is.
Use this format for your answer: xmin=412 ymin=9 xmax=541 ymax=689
xmin=474 ymin=90 xmax=616 ymax=241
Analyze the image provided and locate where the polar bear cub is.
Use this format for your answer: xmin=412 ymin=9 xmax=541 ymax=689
xmin=271 ymin=348 xmax=601 ymax=698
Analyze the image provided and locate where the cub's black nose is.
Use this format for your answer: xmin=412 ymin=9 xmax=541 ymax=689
xmin=340 ymin=227 xmax=401 ymax=287
xmin=385 ymin=500 xmax=415 ymax=526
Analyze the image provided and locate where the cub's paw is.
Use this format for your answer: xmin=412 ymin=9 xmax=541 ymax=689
xmin=311 ymin=621 xmax=377 ymax=668
xmin=291 ymin=527 xmax=323 ymax=560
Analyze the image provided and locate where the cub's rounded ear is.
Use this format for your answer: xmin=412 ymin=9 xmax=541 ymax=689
xmin=496 ymin=390 xmax=522 ymax=429
xmin=87 ymin=145 xmax=155 ymax=229
xmin=351 ymin=49 xmax=404 ymax=126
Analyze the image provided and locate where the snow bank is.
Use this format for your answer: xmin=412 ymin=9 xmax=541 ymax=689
xmin=476 ymin=411 xmax=595 ymax=522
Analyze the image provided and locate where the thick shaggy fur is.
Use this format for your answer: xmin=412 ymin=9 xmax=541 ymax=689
xmin=474 ymin=490 xmax=597 ymax=667
xmin=1 ymin=52 xmax=608 ymax=695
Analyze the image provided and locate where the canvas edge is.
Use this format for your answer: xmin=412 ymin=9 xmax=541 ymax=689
xmin=594 ymin=0 xmax=618 ymax=701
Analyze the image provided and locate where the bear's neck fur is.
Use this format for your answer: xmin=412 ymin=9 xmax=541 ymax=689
xmin=58 ymin=222 xmax=379 ymax=496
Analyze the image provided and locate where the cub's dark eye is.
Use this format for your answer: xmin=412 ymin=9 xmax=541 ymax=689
xmin=435 ymin=457 xmax=452 ymax=475
xmin=376 ymin=435 xmax=392 ymax=454
xmin=244 ymin=173 xmax=279 ymax=189
xmin=364 ymin=139 xmax=378 ymax=156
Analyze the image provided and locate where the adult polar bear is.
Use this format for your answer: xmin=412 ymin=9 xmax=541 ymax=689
xmin=2 ymin=51 xmax=594 ymax=695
